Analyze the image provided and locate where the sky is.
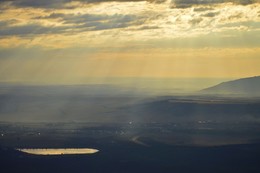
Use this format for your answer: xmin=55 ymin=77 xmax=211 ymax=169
xmin=0 ymin=0 xmax=259 ymax=84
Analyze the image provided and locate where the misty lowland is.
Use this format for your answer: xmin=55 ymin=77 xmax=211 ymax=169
xmin=0 ymin=76 xmax=260 ymax=173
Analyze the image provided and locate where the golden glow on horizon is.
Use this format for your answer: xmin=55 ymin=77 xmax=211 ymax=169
xmin=0 ymin=48 xmax=259 ymax=83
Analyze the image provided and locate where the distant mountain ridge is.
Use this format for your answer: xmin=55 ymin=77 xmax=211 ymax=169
xmin=201 ymin=76 xmax=260 ymax=96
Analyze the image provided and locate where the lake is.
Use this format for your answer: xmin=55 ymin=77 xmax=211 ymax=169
xmin=16 ymin=148 xmax=99 ymax=155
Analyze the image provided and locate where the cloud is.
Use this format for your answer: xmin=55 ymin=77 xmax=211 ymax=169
xmin=172 ymin=0 xmax=259 ymax=8
xmin=189 ymin=18 xmax=203 ymax=25
xmin=193 ymin=7 xmax=215 ymax=11
xmin=219 ymin=21 xmax=260 ymax=29
xmin=0 ymin=0 xmax=259 ymax=50
xmin=0 ymin=21 xmax=9 ymax=28
xmin=38 ymin=13 xmax=145 ymax=30
xmin=0 ymin=0 xmax=166 ymax=9
xmin=1 ymin=0 xmax=70 ymax=8
xmin=0 ymin=23 xmax=69 ymax=37
xmin=135 ymin=25 xmax=160 ymax=30
xmin=228 ymin=13 xmax=243 ymax=19
xmin=0 ymin=13 xmax=145 ymax=37
xmin=0 ymin=0 xmax=258 ymax=10
xmin=202 ymin=11 xmax=220 ymax=17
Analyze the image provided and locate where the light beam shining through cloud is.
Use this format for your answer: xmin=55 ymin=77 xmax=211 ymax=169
xmin=0 ymin=0 xmax=259 ymax=83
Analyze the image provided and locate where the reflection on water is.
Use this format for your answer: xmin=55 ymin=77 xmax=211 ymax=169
xmin=17 ymin=148 xmax=99 ymax=155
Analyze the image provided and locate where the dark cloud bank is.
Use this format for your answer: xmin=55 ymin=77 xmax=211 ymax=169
xmin=172 ymin=0 xmax=258 ymax=8
xmin=0 ymin=13 xmax=144 ymax=36
xmin=0 ymin=0 xmax=258 ymax=9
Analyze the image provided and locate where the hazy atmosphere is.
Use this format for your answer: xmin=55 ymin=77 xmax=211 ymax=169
xmin=0 ymin=1 xmax=260 ymax=173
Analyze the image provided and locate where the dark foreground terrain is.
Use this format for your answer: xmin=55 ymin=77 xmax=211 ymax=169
xmin=1 ymin=142 xmax=260 ymax=173
xmin=0 ymin=122 xmax=260 ymax=173
xmin=1 ymin=84 xmax=260 ymax=173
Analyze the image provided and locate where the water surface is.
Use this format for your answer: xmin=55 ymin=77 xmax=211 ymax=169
xmin=17 ymin=148 xmax=99 ymax=155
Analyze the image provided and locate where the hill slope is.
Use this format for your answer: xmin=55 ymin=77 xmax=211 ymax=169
xmin=201 ymin=76 xmax=260 ymax=96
